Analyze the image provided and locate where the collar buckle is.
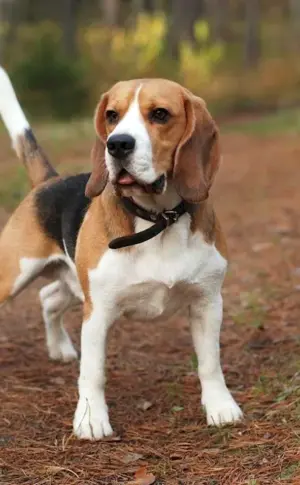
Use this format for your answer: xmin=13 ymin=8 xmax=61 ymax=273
xmin=161 ymin=210 xmax=180 ymax=225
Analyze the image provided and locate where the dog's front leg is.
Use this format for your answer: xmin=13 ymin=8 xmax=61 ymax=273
xmin=190 ymin=292 xmax=243 ymax=426
xmin=73 ymin=301 xmax=114 ymax=440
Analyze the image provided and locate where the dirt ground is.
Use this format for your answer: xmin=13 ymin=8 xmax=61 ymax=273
xmin=1 ymin=128 xmax=300 ymax=484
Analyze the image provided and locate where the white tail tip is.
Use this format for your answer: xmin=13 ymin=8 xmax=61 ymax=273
xmin=0 ymin=66 xmax=30 ymax=144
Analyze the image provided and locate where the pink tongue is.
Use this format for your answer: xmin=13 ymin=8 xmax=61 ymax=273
xmin=118 ymin=172 xmax=135 ymax=185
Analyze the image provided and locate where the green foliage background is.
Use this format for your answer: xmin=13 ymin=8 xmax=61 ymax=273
xmin=2 ymin=13 xmax=300 ymax=120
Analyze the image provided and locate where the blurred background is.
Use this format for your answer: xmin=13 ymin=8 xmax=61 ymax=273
xmin=1 ymin=0 xmax=300 ymax=120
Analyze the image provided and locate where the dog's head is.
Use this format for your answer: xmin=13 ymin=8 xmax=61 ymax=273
xmin=86 ymin=79 xmax=220 ymax=204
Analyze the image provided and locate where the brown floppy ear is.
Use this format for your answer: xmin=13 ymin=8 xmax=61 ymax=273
xmin=85 ymin=93 xmax=109 ymax=198
xmin=173 ymin=92 xmax=220 ymax=204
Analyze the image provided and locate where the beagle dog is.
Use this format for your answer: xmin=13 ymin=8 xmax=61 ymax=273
xmin=0 ymin=67 xmax=243 ymax=440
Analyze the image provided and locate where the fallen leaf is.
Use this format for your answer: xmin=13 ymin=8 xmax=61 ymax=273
xmin=43 ymin=466 xmax=65 ymax=476
xmin=121 ymin=452 xmax=144 ymax=464
xmin=50 ymin=376 xmax=65 ymax=385
xmin=172 ymin=405 xmax=184 ymax=412
xmin=252 ymin=242 xmax=273 ymax=253
xmin=42 ymin=466 xmax=79 ymax=479
xmin=127 ymin=466 xmax=156 ymax=485
xmin=137 ymin=400 xmax=153 ymax=411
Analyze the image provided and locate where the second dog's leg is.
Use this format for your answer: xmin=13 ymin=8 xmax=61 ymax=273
xmin=39 ymin=280 xmax=78 ymax=362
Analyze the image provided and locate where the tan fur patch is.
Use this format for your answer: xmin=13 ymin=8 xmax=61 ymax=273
xmin=214 ymin=216 xmax=228 ymax=260
xmin=190 ymin=200 xmax=228 ymax=260
xmin=0 ymin=190 xmax=62 ymax=303
xmin=16 ymin=132 xmax=57 ymax=188
xmin=75 ymin=184 xmax=134 ymax=318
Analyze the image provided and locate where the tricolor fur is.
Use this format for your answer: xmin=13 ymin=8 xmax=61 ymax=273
xmin=0 ymin=69 xmax=242 ymax=440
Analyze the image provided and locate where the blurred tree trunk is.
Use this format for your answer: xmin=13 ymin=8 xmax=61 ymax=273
xmin=209 ymin=0 xmax=230 ymax=43
xmin=143 ymin=0 xmax=163 ymax=12
xmin=290 ymin=0 xmax=300 ymax=49
xmin=166 ymin=0 xmax=204 ymax=60
xmin=143 ymin=0 xmax=155 ymax=13
xmin=0 ymin=0 xmax=5 ymax=61
xmin=131 ymin=0 xmax=162 ymax=18
xmin=101 ymin=0 xmax=119 ymax=26
xmin=62 ymin=0 xmax=79 ymax=58
xmin=0 ymin=0 xmax=20 ymax=62
xmin=244 ymin=0 xmax=261 ymax=67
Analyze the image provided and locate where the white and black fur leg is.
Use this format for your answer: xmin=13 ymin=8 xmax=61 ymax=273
xmin=39 ymin=280 xmax=78 ymax=362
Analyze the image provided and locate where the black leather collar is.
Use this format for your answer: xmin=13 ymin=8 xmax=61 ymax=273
xmin=108 ymin=197 xmax=187 ymax=249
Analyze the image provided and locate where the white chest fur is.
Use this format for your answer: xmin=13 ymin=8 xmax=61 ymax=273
xmin=88 ymin=214 xmax=227 ymax=322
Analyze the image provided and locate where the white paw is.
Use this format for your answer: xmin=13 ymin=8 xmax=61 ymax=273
xmin=202 ymin=389 xmax=243 ymax=426
xmin=73 ymin=396 xmax=113 ymax=440
xmin=48 ymin=338 xmax=78 ymax=362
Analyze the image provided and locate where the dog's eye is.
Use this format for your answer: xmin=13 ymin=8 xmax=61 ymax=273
xmin=149 ymin=108 xmax=171 ymax=124
xmin=106 ymin=110 xmax=119 ymax=124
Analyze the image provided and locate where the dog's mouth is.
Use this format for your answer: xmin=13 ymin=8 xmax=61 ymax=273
xmin=117 ymin=168 xmax=136 ymax=186
xmin=116 ymin=169 xmax=165 ymax=194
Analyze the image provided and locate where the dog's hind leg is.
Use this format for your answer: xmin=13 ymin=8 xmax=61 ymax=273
xmin=0 ymin=196 xmax=57 ymax=305
xmin=39 ymin=280 xmax=78 ymax=362
xmin=0 ymin=251 xmax=49 ymax=307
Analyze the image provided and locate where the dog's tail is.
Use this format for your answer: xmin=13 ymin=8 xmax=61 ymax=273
xmin=0 ymin=66 xmax=57 ymax=187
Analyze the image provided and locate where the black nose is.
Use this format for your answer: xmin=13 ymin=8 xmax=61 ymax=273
xmin=107 ymin=134 xmax=136 ymax=159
